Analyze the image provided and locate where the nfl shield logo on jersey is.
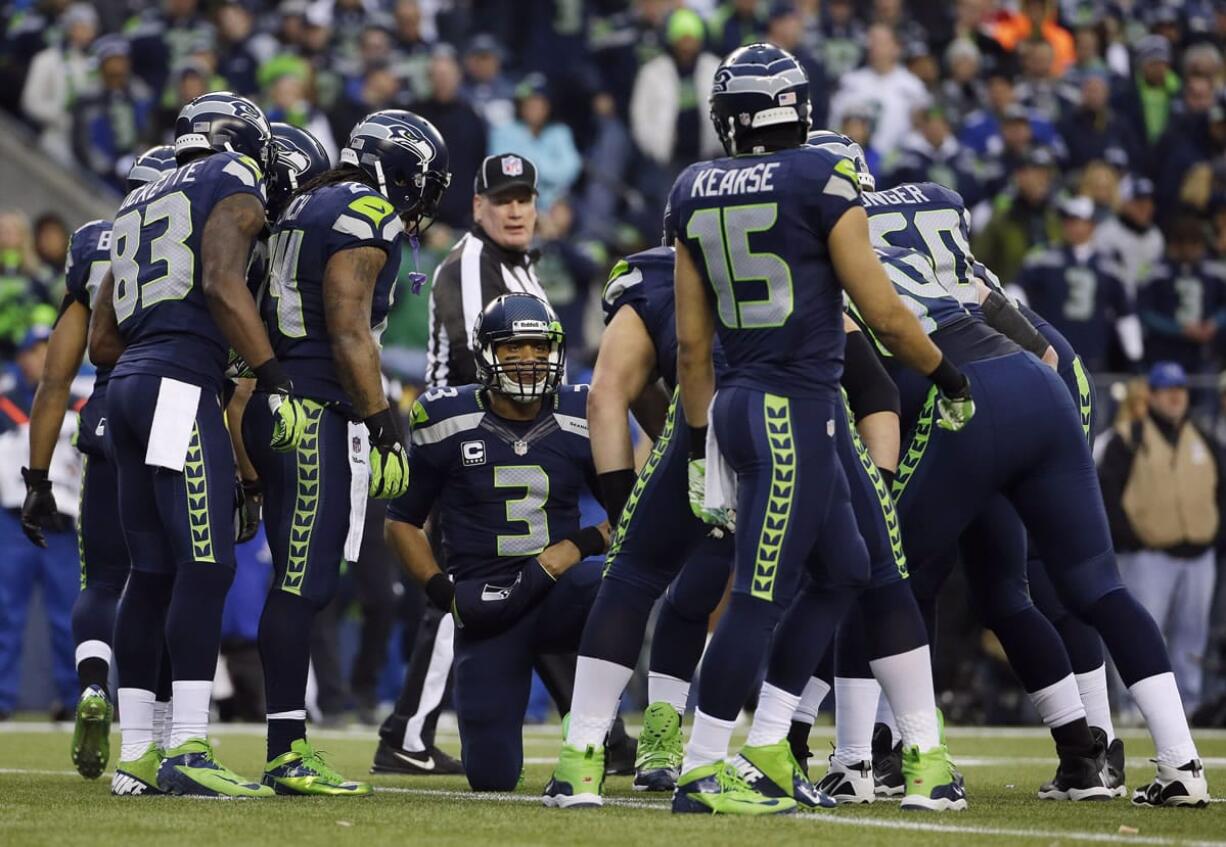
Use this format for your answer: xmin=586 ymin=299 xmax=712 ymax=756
xmin=501 ymin=155 xmax=523 ymax=177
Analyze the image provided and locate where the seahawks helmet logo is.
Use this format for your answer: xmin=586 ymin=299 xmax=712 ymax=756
xmin=273 ymin=140 xmax=311 ymax=176
xmin=184 ymin=93 xmax=270 ymax=134
xmin=361 ymin=121 xmax=438 ymax=165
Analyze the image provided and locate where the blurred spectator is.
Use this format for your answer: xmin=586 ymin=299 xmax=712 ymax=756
xmin=1113 ymin=34 xmax=1181 ymax=151
xmin=1058 ymin=70 xmax=1143 ymax=173
xmin=944 ymin=0 xmax=1008 ymax=75
xmin=461 ymin=35 xmax=516 ymax=130
xmin=72 ymin=36 xmax=154 ymax=191
xmin=838 ymin=101 xmax=884 ymax=183
xmin=829 ymin=24 xmax=926 ymax=156
xmin=0 ymin=327 xmax=82 ymax=721
xmin=260 ymin=54 xmax=338 ymax=162
xmin=708 ymin=0 xmax=766 ymax=58
xmin=589 ymin=0 xmax=672 ymax=118
xmin=1100 ymin=361 xmax=1222 ymax=715
xmin=489 ymin=74 xmax=581 ymax=213
xmin=1077 ymin=159 xmax=1122 ymax=214
xmin=766 ymin=2 xmax=829 ymax=129
xmin=1156 ymin=91 xmax=1226 ymax=216
xmin=415 ymin=48 xmax=487 ymax=230
xmin=534 ymin=198 xmax=603 ymax=356
xmin=872 ymin=0 xmax=927 ymax=46
xmin=1096 ymin=175 xmax=1165 ymax=297
xmin=1015 ymin=195 xmax=1141 ymax=372
xmin=1138 ymin=215 xmax=1226 ymax=376
xmin=152 ymin=60 xmax=213 ymax=143
xmin=31 ymin=214 xmax=69 ymax=301
xmin=1183 ymin=43 xmax=1224 ymax=84
xmin=903 ymin=39 xmax=941 ymax=98
xmin=20 ymin=3 xmax=98 ymax=165
xmin=329 ymin=65 xmax=401 ymax=149
xmin=333 ymin=21 xmax=396 ymax=106
xmin=216 ymin=0 xmax=278 ymax=97
xmin=573 ymin=92 xmax=637 ymax=247
xmin=938 ymin=38 xmax=985 ymax=128
xmin=390 ymin=0 xmax=434 ymax=102
xmin=992 ymin=0 xmax=1076 ymax=77
xmin=960 ymin=68 xmax=1060 ymax=157
xmin=1014 ymin=39 xmax=1062 ymax=122
xmin=125 ymin=0 xmax=215 ymax=100
xmin=978 ymin=104 xmax=1040 ymax=199
xmin=816 ymin=0 xmax=866 ymax=80
xmin=884 ymin=106 xmax=982 ymax=206
xmin=1058 ymin=19 xmax=1109 ymax=105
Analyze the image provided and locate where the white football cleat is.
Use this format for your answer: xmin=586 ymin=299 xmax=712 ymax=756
xmin=1132 ymin=760 xmax=1209 ymax=808
xmin=815 ymin=756 xmax=876 ymax=804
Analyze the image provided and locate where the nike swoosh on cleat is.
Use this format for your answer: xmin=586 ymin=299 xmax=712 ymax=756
xmin=392 ymin=750 xmax=435 ymax=771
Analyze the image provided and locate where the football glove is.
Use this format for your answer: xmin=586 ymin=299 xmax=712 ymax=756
xmin=936 ymin=380 xmax=975 ymax=432
xmin=687 ymin=457 xmax=732 ymax=529
xmin=267 ymin=390 xmax=309 ymax=452
xmin=224 ymin=348 xmax=255 ymax=380
xmin=234 ymin=478 xmax=263 ymax=543
xmin=20 ymin=467 xmax=63 ymax=548
xmin=366 ymin=408 xmax=409 ymax=499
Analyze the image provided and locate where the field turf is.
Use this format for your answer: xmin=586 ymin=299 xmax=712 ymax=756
xmin=1 ymin=720 xmax=1224 ymax=846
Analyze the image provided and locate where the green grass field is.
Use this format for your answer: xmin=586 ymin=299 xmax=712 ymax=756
xmin=1 ymin=720 xmax=1224 ymax=846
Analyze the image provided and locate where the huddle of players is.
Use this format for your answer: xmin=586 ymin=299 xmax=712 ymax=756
xmin=19 ymin=43 xmax=1211 ymax=813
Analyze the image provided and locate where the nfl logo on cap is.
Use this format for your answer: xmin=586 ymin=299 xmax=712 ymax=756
xmin=501 ymin=155 xmax=523 ymax=177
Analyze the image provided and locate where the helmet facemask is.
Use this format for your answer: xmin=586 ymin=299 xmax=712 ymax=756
xmin=478 ymin=323 xmax=566 ymax=404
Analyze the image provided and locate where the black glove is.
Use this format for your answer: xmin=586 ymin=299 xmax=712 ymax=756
xmin=365 ymin=408 xmax=410 ymax=499
xmin=20 ymin=467 xmax=64 ymax=548
xmin=234 ymin=477 xmax=263 ymax=544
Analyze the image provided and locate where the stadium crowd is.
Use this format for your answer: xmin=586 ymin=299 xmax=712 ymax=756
xmin=1 ymin=0 xmax=1225 ymax=727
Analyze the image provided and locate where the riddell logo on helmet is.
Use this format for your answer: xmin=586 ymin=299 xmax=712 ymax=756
xmin=501 ymin=156 xmax=523 ymax=177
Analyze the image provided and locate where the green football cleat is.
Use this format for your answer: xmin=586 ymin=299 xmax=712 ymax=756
xmin=672 ymin=761 xmax=797 ymax=815
xmin=900 ymin=744 xmax=968 ymax=811
xmin=633 ymin=702 xmax=683 ymax=792
xmin=734 ymin=740 xmax=835 ymax=810
xmin=72 ymin=685 xmax=113 ymax=780
xmin=157 ymin=738 xmax=273 ymax=798
xmin=542 ymin=743 xmax=606 ymax=808
xmin=111 ymin=745 xmax=165 ymax=796
xmin=263 ymin=739 xmax=372 ymax=796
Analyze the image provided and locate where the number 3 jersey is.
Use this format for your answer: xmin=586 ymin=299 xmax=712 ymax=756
xmin=668 ymin=146 xmax=863 ymax=399
xmin=386 ymin=385 xmax=598 ymax=583
xmin=264 ymin=182 xmax=404 ymax=414
xmin=110 ymin=150 xmax=267 ymax=393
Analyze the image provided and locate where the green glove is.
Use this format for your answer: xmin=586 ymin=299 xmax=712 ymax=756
xmin=687 ymin=457 xmax=732 ymax=528
xmin=267 ymin=391 xmax=308 ymax=452
xmin=366 ymin=408 xmax=410 ymax=499
xmin=936 ymin=381 xmax=975 ymax=432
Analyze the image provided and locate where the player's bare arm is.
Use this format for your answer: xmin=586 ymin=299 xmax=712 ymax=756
xmin=674 ymin=239 xmax=716 ymax=430
xmin=87 ymin=271 xmax=124 ymax=367
xmin=385 ymin=518 xmax=444 ymax=586
xmin=323 ymin=245 xmax=389 ymax=418
xmin=28 ymin=300 xmax=89 ymax=473
xmin=225 ymin=377 xmax=259 ymax=481
xmin=844 ymin=314 xmax=900 ymax=473
xmin=589 ymin=305 xmax=657 ymax=469
xmin=629 ymin=381 xmax=670 ymax=443
xmin=200 ymin=192 xmax=275 ymax=370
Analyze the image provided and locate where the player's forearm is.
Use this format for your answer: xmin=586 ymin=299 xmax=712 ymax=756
xmin=331 ymin=329 xmax=388 ymax=419
xmin=588 ymin=382 xmax=635 ymax=473
xmin=629 ymin=381 xmax=670 ymax=442
xmin=865 ymin=301 xmax=943 ymax=376
xmin=677 ymin=352 xmax=715 ymax=429
xmin=226 ymin=378 xmax=258 ymax=481
xmin=202 ymin=194 xmax=276 ymax=375
xmin=204 ymin=276 xmax=277 ymax=374
xmin=87 ymin=273 xmax=124 ymax=366
xmin=385 ymin=518 xmax=443 ymax=586
xmin=27 ymin=382 xmax=71 ymax=472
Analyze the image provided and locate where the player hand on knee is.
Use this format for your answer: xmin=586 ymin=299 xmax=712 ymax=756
xmin=366 ymin=408 xmax=410 ymax=499
xmin=19 ymin=467 xmax=61 ymax=547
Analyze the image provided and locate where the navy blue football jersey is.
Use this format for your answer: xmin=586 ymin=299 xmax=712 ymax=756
xmin=862 ymin=182 xmax=977 ymax=309
xmin=264 ymin=183 xmax=404 ymax=412
xmin=1137 ymin=258 xmax=1226 ymax=372
xmin=387 ymin=385 xmax=598 ymax=582
xmin=110 ymin=151 xmax=267 ymax=392
xmin=668 ymin=147 xmax=863 ymax=397
xmin=63 ymin=219 xmax=113 ymax=454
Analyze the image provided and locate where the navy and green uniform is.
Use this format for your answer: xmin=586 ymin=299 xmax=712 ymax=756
xmin=243 ymin=181 xmax=404 ymax=607
xmin=108 ymin=151 xmax=267 ymax=574
xmin=1137 ymin=258 xmax=1226 ymax=374
xmin=62 ymin=219 xmax=129 ymax=651
xmin=387 ymin=384 xmax=602 ymax=791
xmin=667 ymin=146 xmax=872 ymax=721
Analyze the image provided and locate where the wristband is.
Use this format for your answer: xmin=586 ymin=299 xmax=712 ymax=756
xmin=22 ymin=467 xmax=49 ymax=485
xmin=928 ymin=357 xmax=969 ymax=397
xmin=981 ymin=291 xmax=1050 ymax=358
xmin=565 ymin=526 xmax=607 ymax=560
xmin=240 ymin=478 xmax=263 ymax=497
xmin=425 ymin=572 xmax=455 ymax=611
xmin=364 ymin=407 xmax=401 ymax=448
xmin=688 ymin=425 xmax=708 ymax=460
xmin=598 ymin=469 xmax=636 ymax=526
xmin=253 ymin=358 xmax=292 ymax=393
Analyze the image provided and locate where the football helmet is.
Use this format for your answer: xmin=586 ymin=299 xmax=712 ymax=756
xmin=472 ymin=293 xmax=565 ymax=404
xmin=340 ymin=110 xmax=451 ymax=228
xmin=268 ymin=123 xmax=331 ymax=220
xmin=174 ymin=91 xmax=274 ymax=173
xmin=126 ymin=145 xmax=177 ymax=192
xmin=806 ymin=130 xmax=876 ymax=191
xmin=709 ymin=43 xmax=811 ymax=156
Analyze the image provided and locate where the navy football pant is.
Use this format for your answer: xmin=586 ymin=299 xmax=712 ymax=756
xmin=108 ymin=374 xmax=235 ymax=688
xmin=455 ymin=561 xmax=601 ymax=791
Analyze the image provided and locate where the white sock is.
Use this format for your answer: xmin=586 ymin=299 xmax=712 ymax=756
xmin=565 ymin=657 xmax=634 ymax=749
xmin=647 ymin=672 xmax=690 ymax=716
xmin=872 ymin=645 xmax=941 ymax=751
xmin=1074 ymin=664 xmax=1115 ymax=743
xmin=793 ymin=676 xmax=832 ymax=724
xmin=1029 ymin=674 xmax=1087 ymax=728
xmin=875 ymin=690 xmax=898 ymax=739
xmin=682 ymin=709 xmax=737 ymax=773
xmin=746 ymin=683 xmax=801 ymax=747
xmin=75 ymin=639 xmax=112 ymax=671
xmin=151 ymin=700 xmax=170 ymax=749
xmin=169 ymin=680 xmax=212 ymax=749
xmin=1129 ymin=672 xmax=1198 ymax=766
xmin=834 ymin=676 xmax=881 ymax=766
xmin=118 ymin=688 xmax=155 ymax=761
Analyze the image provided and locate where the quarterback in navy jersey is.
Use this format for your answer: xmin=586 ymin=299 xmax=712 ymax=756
xmin=87 ymin=92 xmax=311 ymax=799
xmin=385 ymin=293 xmax=611 ymax=793
xmin=18 ymin=147 xmax=175 ymax=783
xmin=243 ymin=111 xmax=449 ymax=797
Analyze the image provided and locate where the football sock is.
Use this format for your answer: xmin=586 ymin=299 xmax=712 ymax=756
xmin=1128 ymin=672 xmax=1198 ymax=766
xmin=169 ymin=680 xmax=212 ymax=748
xmin=833 ymin=676 xmax=880 ymax=766
xmin=155 ymin=648 xmax=173 ymax=748
xmin=118 ymin=688 xmax=155 ymax=761
xmin=682 ymin=709 xmax=737 ymax=773
xmin=1074 ymin=664 xmax=1115 ymax=743
xmin=875 ymin=694 xmax=898 ymax=739
xmin=566 ymin=657 xmax=633 ymax=749
xmin=647 ymin=671 xmax=690 ymax=717
xmin=870 ymin=645 xmax=940 ymax=751
xmin=258 ymin=589 xmax=318 ymax=759
xmin=152 ymin=699 xmax=170 ymax=750
xmin=166 ymin=562 xmax=234 ymax=681
xmin=1029 ymin=674 xmax=1089 ymax=743
xmin=114 ymin=570 xmax=173 ymax=692
xmin=577 ymin=577 xmax=659 ymax=669
xmin=267 ymin=710 xmax=307 ymax=760
xmin=746 ymin=682 xmax=801 ymax=747
xmin=698 ymin=593 xmax=781 ymax=722
xmin=793 ymin=676 xmax=832 ymax=725
xmin=1081 ymin=588 xmax=1172 ymax=686
xmin=649 ymin=596 xmax=712 ymax=684
xmin=75 ymin=641 xmax=111 ymax=694
xmin=989 ymin=605 xmax=1075 ymax=691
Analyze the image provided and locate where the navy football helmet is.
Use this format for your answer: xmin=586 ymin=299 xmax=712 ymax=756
xmin=806 ymin=130 xmax=875 ymax=191
xmin=268 ymin=123 xmax=331 ymax=220
xmin=174 ymin=91 xmax=274 ymax=173
xmin=340 ymin=110 xmax=451 ymax=228
xmin=126 ymin=144 xmax=177 ymax=192
xmin=472 ymin=293 xmax=565 ymax=404
xmin=709 ymin=43 xmax=811 ymax=156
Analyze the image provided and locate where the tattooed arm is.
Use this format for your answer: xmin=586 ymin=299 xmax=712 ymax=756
xmin=323 ymin=245 xmax=389 ymax=417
